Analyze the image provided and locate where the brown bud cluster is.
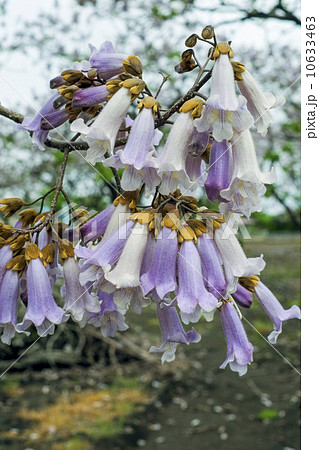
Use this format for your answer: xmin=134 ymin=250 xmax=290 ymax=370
xmin=0 ymin=198 xmax=28 ymax=218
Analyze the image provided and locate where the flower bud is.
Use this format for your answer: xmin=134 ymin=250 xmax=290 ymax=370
xmin=201 ymin=26 xmax=214 ymax=40
xmin=185 ymin=34 xmax=198 ymax=48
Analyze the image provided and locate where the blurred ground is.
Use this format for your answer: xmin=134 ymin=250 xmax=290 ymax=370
xmin=0 ymin=235 xmax=301 ymax=450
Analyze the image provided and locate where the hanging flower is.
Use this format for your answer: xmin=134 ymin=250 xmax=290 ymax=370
xmin=204 ymin=139 xmax=232 ymax=203
xmin=234 ymin=63 xmax=285 ymax=137
xmin=194 ymin=43 xmax=253 ymax=141
xmin=17 ymin=244 xmax=69 ymax=336
xmin=157 ymin=98 xmax=204 ymax=194
xmin=220 ymin=130 xmax=276 ymax=217
xmin=220 ymin=300 xmax=254 ymax=376
xmin=60 ymin=240 xmax=101 ymax=324
xmin=149 ymin=303 xmax=201 ymax=363
xmin=70 ymin=86 xmax=133 ymax=164
xmin=254 ymin=281 xmax=301 ymax=344
xmin=88 ymin=291 xmax=128 ymax=337
xmin=141 ymin=226 xmax=178 ymax=299
xmin=0 ymin=269 xmax=21 ymax=344
xmin=176 ymin=239 xmax=219 ymax=316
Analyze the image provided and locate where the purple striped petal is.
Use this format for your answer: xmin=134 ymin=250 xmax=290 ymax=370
xmin=196 ymin=234 xmax=226 ymax=298
xmin=205 ymin=140 xmax=232 ymax=202
xmin=149 ymin=303 xmax=201 ymax=362
xmin=17 ymin=258 xmax=68 ymax=336
xmin=220 ymin=301 xmax=254 ymax=376
xmin=140 ymin=226 xmax=178 ymax=299
xmin=177 ymin=240 xmax=219 ymax=315
xmin=72 ymin=85 xmax=110 ymax=109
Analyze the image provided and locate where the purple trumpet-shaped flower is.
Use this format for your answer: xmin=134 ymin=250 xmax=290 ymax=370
xmin=232 ymin=284 xmax=253 ymax=308
xmin=17 ymin=252 xmax=68 ymax=336
xmin=176 ymin=240 xmax=219 ymax=315
xmin=254 ymin=281 xmax=301 ymax=344
xmin=120 ymin=101 xmax=157 ymax=169
xmin=80 ymin=204 xmax=116 ymax=244
xmin=70 ymin=87 xmax=132 ymax=164
xmin=0 ymin=269 xmax=21 ymax=344
xmin=220 ymin=130 xmax=276 ymax=218
xmin=89 ymin=41 xmax=128 ymax=81
xmin=76 ymin=220 xmax=135 ymax=286
xmin=220 ymin=301 xmax=254 ymax=376
xmin=196 ymin=234 xmax=226 ymax=298
xmin=61 ymin=256 xmax=100 ymax=323
xmin=71 ymin=85 xmax=110 ymax=109
xmin=205 ymin=140 xmax=232 ymax=202
xmin=104 ymin=100 xmax=162 ymax=192
xmin=150 ymin=303 xmax=201 ymax=363
xmin=40 ymin=108 xmax=69 ymax=131
xmin=18 ymin=93 xmax=60 ymax=150
xmin=141 ymin=226 xmax=178 ymax=299
xmin=88 ymin=291 xmax=128 ymax=337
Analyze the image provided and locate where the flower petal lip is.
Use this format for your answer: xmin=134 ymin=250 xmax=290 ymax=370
xmin=219 ymin=301 xmax=254 ymax=376
xmin=254 ymin=281 xmax=301 ymax=344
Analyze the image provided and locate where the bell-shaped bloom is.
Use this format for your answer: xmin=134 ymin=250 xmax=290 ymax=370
xmin=18 ymin=93 xmax=59 ymax=150
xmin=150 ymin=303 xmax=201 ymax=363
xmin=157 ymin=111 xmax=196 ymax=195
xmin=0 ymin=269 xmax=20 ymax=344
xmin=232 ymin=284 xmax=253 ymax=308
xmin=40 ymin=108 xmax=69 ymax=131
xmin=205 ymin=140 xmax=232 ymax=202
xmin=71 ymin=85 xmax=110 ymax=109
xmin=196 ymin=233 xmax=226 ymax=298
xmin=89 ymin=41 xmax=128 ymax=81
xmin=17 ymin=257 xmax=69 ymax=336
xmin=111 ymin=286 xmax=150 ymax=314
xmin=105 ymin=99 xmax=163 ymax=192
xmin=214 ymin=217 xmax=265 ymax=282
xmin=88 ymin=291 xmax=128 ymax=337
xmin=61 ymin=256 xmax=101 ymax=323
xmin=220 ymin=130 xmax=276 ymax=217
xmin=254 ymin=281 xmax=301 ymax=344
xmin=141 ymin=226 xmax=178 ymax=299
xmin=176 ymin=240 xmax=219 ymax=315
xmin=195 ymin=95 xmax=253 ymax=142
xmin=104 ymin=222 xmax=149 ymax=289
xmin=80 ymin=204 xmax=116 ymax=244
xmin=220 ymin=301 xmax=254 ymax=376
xmin=209 ymin=53 xmax=239 ymax=111
xmin=76 ymin=220 xmax=135 ymax=288
xmin=70 ymin=87 xmax=132 ymax=164
xmin=237 ymin=69 xmax=285 ymax=137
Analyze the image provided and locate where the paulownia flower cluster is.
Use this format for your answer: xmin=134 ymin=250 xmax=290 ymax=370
xmin=0 ymin=26 xmax=300 ymax=375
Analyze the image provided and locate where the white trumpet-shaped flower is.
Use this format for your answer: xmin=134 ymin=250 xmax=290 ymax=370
xmin=70 ymin=87 xmax=132 ymax=164
xmin=220 ymin=130 xmax=276 ymax=217
xmin=157 ymin=99 xmax=204 ymax=195
xmin=237 ymin=68 xmax=285 ymax=137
